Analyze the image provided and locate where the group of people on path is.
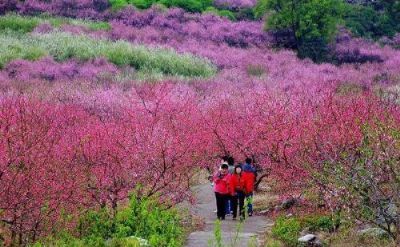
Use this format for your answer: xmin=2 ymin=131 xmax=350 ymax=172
xmin=211 ymin=156 xmax=257 ymax=221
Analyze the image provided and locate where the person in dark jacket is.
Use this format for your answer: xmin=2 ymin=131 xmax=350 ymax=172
xmin=242 ymin=158 xmax=256 ymax=216
xmin=213 ymin=163 xmax=230 ymax=220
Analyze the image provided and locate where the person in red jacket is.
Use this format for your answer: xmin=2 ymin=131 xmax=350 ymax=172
xmin=230 ymin=164 xmax=247 ymax=220
xmin=242 ymin=158 xmax=256 ymax=216
xmin=213 ymin=163 xmax=230 ymax=220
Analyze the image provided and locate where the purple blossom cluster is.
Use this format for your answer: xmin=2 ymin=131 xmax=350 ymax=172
xmin=8 ymin=2 xmax=270 ymax=48
xmin=0 ymin=57 xmax=118 ymax=83
xmin=1 ymin=1 xmax=400 ymax=114
xmin=380 ymin=33 xmax=400 ymax=50
xmin=110 ymin=7 xmax=270 ymax=48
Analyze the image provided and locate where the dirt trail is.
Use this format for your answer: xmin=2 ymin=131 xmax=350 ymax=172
xmin=185 ymin=184 xmax=273 ymax=247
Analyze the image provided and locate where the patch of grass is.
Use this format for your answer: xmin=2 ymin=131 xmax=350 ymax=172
xmin=327 ymin=224 xmax=397 ymax=247
xmin=336 ymin=82 xmax=366 ymax=95
xmin=0 ymin=13 xmax=111 ymax=33
xmin=41 ymin=15 xmax=111 ymax=31
xmin=0 ymin=32 xmax=46 ymax=68
xmin=0 ymin=14 xmax=40 ymax=33
xmin=0 ymin=31 xmax=217 ymax=78
xmin=246 ymin=64 xmax=266 ymax=77
xmin=264 ymin=238 xmax=284 ymax=247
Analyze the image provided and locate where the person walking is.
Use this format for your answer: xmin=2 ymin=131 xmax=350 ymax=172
xmin=213 ymin=163 xmax=231 ymax=220
xmin=230 ymin=164 xmax=247 ymax=220
xmin=225 ymin=156 xmax=235 ymax=216
xmin=242 ymin=158 xmax=256 ymax=216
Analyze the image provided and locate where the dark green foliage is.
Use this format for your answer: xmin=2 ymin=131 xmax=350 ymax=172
xmin=343 ymin=1 xmax=400 ymax=40
xmin=344 ymin=5 xmax=396 ymax=39
xmin=297 ymin=36 xmax=330 ymax=63
xmin=235 ymin=8 xmax=255 ymax=20
xmin=253 ymin=0 xmax=268 ymax=20
xmin=262 ymin=0 xmax=345 ymax=63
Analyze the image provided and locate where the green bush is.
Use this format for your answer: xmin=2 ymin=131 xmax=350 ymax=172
xmin=114 ymin=195 xmax=183 ymax=246
xmin=217 ymin=10 xmax=236 ymax=21
xmin=34 ymin=194 xmax=183 ymax=247
xmin=262 ymin=0 xmax=345 ymax=63
xmin=271 ymin=214 xmax=335 ymax=246
xmin=128 ymin=0 xmax=158 ymax=9
xmin=108 ymin=0 xmax=130 ymax=10
xmin=204 ymin=7 xmax=236 ymax=21
xmin=302 ymin=215 xmax=335 ymax=232
xmin=271 ymin=216 xmax=301 ymax=247
xmin=159 ymin=0 xmax=212 ymax=13
xmin=0 ymin=14 xmax=39 ymax=33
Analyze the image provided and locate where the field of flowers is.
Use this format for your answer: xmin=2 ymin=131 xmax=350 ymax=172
xmin=0 ymin=0 xmax=400 ymax=246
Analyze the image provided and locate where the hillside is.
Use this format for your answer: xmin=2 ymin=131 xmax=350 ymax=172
xmin=0 ymin=1 xmax=400 ymax=246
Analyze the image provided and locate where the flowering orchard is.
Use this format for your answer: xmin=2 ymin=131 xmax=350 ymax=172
xmin=0 ymin=0 xmax=400 ymax=245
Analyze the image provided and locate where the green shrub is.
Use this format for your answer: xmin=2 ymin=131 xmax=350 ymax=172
xmin=217 ymin=10 xmax=236 ymax=21
xmin=109 ymin=0 xmax=130 ymax=10
xmin=113 ymin=195 xmax=184 ymax=247
xmin=253 ymin=0 xmax=268 ymax=20
xmin=34 ymin=194 xmax=183 ymax=247
xmin=302 ymin=215 xmax=335 ymax=232
xmin=128 ymin=0 xmax=158 ymax=9
xmin=159 ymin=0 xmax=211 ymax=13
xmin=271 ymin=216 xmax=301 ymax=247
xmin=204 ymin=7 xmax=236 ymax=21
xmin=271 ymin=214 xmax=335 ymax=246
